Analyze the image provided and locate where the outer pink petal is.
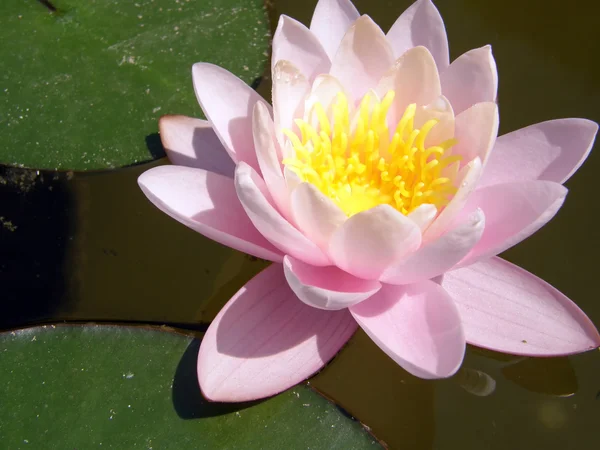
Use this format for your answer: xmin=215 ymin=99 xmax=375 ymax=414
xmin=387 ymin=0 xmax=449 ymax=70
xmin=452 ymin=102 xmax=499 ymax=165
xmin=478 ymin=119 xmax=599 ymax=188
xmin=328 ymin=205 xmax=422 ymax=280
xmin=350 ymin=280 xmax=466 ymax=378
xmin=330 ymin=15 xmax=395 ymax=102
xmin=138 ymin=165 xmax=283 ymax=262
xmin=235 ymin=162 xmax=330 ymax=266
xmin=192 ymin=63 xmax=269 ymax=173
xmin=283 ymin=256 xmax=381 ymax=310
xmin=457 ymin=180 xmax=567 ymax=267
xmin=309 ymin=0 xmax=360 ymax=60
xmin=440 ymin=46 xmax=498 ymax=115
xmin=253 ymin=102 xmax=291 ymax=219
xmin=376 ymin=46 xmax=442 ymax=128
xmin=158 ymin=115 xmax=235 ymax=178
xmin=198 ymin=264 xmax=358 ymax=402
xmin=442 ymin=257 xmax=600 ymax=355
xmin=272 ymin=16 xmax=331 ymax=81
xmin=290 ymin=182 xmax=347 ymax=250
xmin=272 ymin=61 xmax=310 ymax=147
xmin=382 ymin=208 xmax=485 ymax=285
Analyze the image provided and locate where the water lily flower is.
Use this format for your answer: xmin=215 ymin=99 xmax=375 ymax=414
xmin=138 ymin=0 xmax=600 ymax=402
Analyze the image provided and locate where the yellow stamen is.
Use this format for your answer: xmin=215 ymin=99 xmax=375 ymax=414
xmin=282 ymin=91 xmax=461 ymax=216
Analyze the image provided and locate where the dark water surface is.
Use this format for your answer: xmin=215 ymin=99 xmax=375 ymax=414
xmin=1 ymin=1 xmax=599 ymax=449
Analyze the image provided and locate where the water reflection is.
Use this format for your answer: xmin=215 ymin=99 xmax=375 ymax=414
xmin=433 ymin=349 xmax=600 ymax=449
xmin=470 ymin=347 xmax=578 ymax=398
xmin=0 ymin=162 xmax=268 ymax=330
xmin=501 ymin=357 xmax=578 ymax=397
xmin=454 ymin=368 xmax=497 ymax=397
xmin=0 ymin=166 xmax=74 ymax=328
xmin=310 ymin=329 xmax=598 ymax=449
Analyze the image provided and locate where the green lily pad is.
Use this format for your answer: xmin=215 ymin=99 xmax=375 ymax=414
xmin=0 ymin=324 xmax=380 ymax=449
xmin=0 ymin=0 xmax=269 ymax=170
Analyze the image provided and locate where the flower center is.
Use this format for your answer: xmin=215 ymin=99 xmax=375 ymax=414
xmin=282 ymin=91 xmax=461 ymax=217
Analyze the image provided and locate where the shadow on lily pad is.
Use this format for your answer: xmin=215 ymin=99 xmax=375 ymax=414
xmin=145 ymin=133 xmax=167 ymax=160
xmin=172 ymin=338 xmax=263 ymax=419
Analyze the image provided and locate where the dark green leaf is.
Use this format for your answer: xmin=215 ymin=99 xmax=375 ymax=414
xmin=0 ymin=0 xmax=269 ymax=170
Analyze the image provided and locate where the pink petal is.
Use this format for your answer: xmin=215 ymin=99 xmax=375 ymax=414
xmin=309 ymin=0 xmax=360 ymax=60
xmin=158 ymin=115 xmax=235 ymax=178
xmin=376 ymin=46 xmax=442 ymax=128
xmin=283 ymin=256 xmax=381 ymax=310
xmin=272 ymin=60 xmax=310 ymax=147
xmin=440 ymin=46 xmax=498 ymax=115
xmin=304 ymin=74 xmax=350 ymax=129
xmin=284 ymin=164 xmax=302 ymax=191
xmin=425 ymin=157 xmax=482 ymax=239
xmin=192 ymin=63 xmax=269 ymax=173
xmin=442 ymin=257 xmax=600 ymax=355
xmin=387 ymin=0 xmax=449 ymax=70
xmin=382 ymin=208 xmax=485 ymax=285
xmin=290 ymin=182 xmax=347 ymax=250
xmin=138 ymin=165 xmax=283 ymax=262
xmin=350 ymin=280 xmax=466 ymax=378
xmin=414 ymin=94 xmax=454 ymax=146
xmin=272 ymin=16 xmax=331 ymax=81
xmin=407 ymin=203 xmax=437 ymax=231
xmin=328 ymin=205 xmax=422 ymax=280
xmin=452 ymin=102 xmax=499 ymax=165
xmin=235 ymin=162 xmax=330 ymax=266
xmin=198 ymin=264 xmax=358 ymax=402
xmin=457 ymin=180 xmax=567 ymax=267
xmin=478 ymin=119 xmax=599 ymax=188
xmin=330 ymin=15 xmax=395 ymax=102
xmin=253 ymin=102 xmax=291 ymax=219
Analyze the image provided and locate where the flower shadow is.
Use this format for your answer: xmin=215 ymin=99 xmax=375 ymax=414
xmin=172 ymin=338 xmax=263 ymax=418
xmin=188 ymin=161 xmax=273 ymax=253
xmin=160 ymin=119 xmax=235 ymax=178
xmin=144 ymin=133 xmax=167 ymax=160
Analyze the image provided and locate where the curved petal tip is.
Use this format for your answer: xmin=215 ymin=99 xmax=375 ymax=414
xmin=350 ymin=280 xmax=466 ymax=379
xmin=443 ymin=257 xmax=600 ymax=356
xmin=198 ymin=264 xmax=357 ymax=402
xmin=283 ymin=256 xmax=381 ymax=310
